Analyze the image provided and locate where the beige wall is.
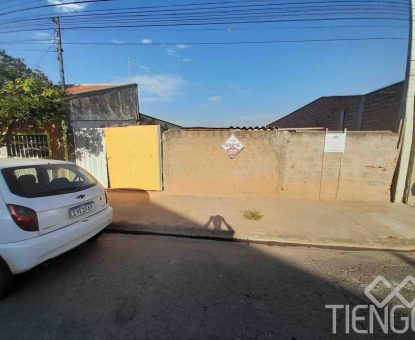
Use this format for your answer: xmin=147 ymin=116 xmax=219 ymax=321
xmin=162 ymin=129 xmax=399 ymax=201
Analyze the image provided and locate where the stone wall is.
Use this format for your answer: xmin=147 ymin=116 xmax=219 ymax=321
xmin=162 ymin=129 xmax=399 ymax=201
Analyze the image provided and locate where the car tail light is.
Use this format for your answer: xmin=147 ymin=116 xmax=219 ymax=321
xmin=7 ymin=204 xmax=39 ymax=232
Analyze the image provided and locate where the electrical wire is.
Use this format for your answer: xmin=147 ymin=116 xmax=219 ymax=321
xmin=0 ymin=37 xmax=407 ymax=47
xmin=0 ymin=0 xmax=408 ymax=26
xmin=0 ymin=0 xmax=119 ymax=16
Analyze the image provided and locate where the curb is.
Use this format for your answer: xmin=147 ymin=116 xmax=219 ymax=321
xmin=105 ymin=226 xmax=415 ymax=253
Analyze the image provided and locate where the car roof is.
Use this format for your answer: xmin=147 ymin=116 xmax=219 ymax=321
xmin=0 ymin=158 xmax=72 ymax=169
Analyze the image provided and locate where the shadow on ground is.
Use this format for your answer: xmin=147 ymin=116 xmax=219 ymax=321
xmin=109 ymin=190 xmax=236 ymax=238
xmin=0 ymin=193 xmax=412 ymax=339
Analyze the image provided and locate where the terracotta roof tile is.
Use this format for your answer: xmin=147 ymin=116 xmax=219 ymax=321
xmin=66 ymin=84 xmax=134 ymax=95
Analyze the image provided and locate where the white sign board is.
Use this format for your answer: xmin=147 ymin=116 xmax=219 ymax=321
xmin=222 ymin=134 xmax=244 ymax=159
xmin=324 ymin=133 xmax=346 ymax=153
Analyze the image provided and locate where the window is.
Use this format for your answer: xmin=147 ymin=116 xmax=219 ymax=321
xmin=6 ymin=134 xmax=50 ymax=159
xmin=2 ymin=164 xmax=97 ymax=198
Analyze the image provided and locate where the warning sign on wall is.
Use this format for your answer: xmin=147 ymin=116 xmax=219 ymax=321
xmin=222 ymin=134 xmax=244 ymax=159
xmin=324 ymin=132 xmax=346 ymax=153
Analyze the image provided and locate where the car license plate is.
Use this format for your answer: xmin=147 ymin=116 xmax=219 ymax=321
xmin=69 ymin=201 xmax=95 ymax=218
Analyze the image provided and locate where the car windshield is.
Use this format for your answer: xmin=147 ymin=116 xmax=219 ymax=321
xmin=1 ymin=163 xmax=98 ymax=198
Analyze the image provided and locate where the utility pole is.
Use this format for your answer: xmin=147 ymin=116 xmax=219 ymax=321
xmin=394 ymin=0 xmax=415 ymax=203
xmin=53 ymin=16 xmax=65 ymax=89
xmin=53 ymin=16 xmax=70 ymax=161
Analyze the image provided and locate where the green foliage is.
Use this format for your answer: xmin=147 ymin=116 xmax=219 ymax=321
xmin=0 ymin=50 xmax=49 ymax=87
xmin=0 ymin=51 xmax=68 ymax=145
xmin=0 ymin=78 xmax=68 ymax=134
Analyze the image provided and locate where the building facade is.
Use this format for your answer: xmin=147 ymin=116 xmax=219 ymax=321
xmin=67 ymin=83 xmax=139 ymax=129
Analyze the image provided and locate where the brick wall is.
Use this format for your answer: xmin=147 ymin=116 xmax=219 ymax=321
xmin=281 ymin=131 xmax=399 ymax=200
xmin=162 ymin=129 xmax=399 ymax=201
xmin=269 ymin=82 xmax=404 ymax=132
xmin=163 ymin=129 xmax=282 ymax=195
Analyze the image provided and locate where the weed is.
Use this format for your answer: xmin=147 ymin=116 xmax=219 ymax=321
xmin=243 ymin=210 xmax=263 ymax=221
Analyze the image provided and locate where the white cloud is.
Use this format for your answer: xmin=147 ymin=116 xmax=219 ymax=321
xmin=33 ymin=32 xmax=53 ymax=43
xmin=141 ymin=38 xmax=152 ymax=44
xmin=166 ymin=48 xmax=180 ymax=58
xmin=183 ymin=58 xmax=191 ymax=63
xmin=208 ymin=96 xmax=223 ymax=102
xmin=176 ymin=44 xmax=189 ymax=49
xmin=110 ymin=39 xmax=124 ymax=44
xmin=130 ymin=74 xmax=186 ymax=102
xmin=139 ymin=64 xmax=150 ymax=72
xmin=48 ymin=0 xmax=88 ymax=12
xmin=34 ymin=32 xmax=50 ymax=39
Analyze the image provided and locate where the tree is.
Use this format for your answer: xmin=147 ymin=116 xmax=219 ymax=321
xmin=0 ymin=51 xmax=68 ymax=146
xmin=0 ymin=50 xmax=49 ymax=86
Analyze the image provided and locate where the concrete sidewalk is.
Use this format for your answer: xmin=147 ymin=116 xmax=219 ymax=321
xmin=107 ymin=190 xmax=415 ymax=251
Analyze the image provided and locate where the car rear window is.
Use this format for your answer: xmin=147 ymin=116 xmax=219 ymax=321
xmin=1 ymin=163 xmax=98 ymax=198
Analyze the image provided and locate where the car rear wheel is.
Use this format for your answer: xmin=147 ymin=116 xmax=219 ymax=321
xmin=0 ymin=259 xmax=12 ymax=299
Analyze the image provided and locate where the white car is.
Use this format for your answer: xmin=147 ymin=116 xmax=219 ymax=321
xmin=0 ymin=159 xmax=113 ymax=298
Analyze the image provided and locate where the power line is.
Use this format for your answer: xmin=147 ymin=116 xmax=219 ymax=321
xmin=53 ymin=8 xmax=408 ymax=23
xmin=0 ymin=16 xmax=409 ymax=35
xmin=32 ymin=44 xmax=54 ymax=69
xmin=0 ymin=37 xmax=407 ymax=47
xmin=2 ymin=0 xmax=408 ymax=26
xmin=0 ymin=0 xmax=118 ymax=16
xmin=1 ymin=12 xmax=408 ymax=32
xmin=0 ymin=24 xmax=408 ymax=41
xmin=0 ymin=0 xmax=43 ymax=12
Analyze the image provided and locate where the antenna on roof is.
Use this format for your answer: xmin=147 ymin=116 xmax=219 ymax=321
xmin=128 ymin=57 xmax=132 ymax=82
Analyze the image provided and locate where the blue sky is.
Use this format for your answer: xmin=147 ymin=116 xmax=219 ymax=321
xmin=0 ymin=0 xmax=409 ymax=126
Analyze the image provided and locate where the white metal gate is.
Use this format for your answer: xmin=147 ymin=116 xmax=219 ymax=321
xmin=74 ymin=128 xmax=109 ymax=188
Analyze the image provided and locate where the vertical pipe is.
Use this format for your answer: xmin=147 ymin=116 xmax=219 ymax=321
xmin=394 ymin=0 xmax=415 ymax=203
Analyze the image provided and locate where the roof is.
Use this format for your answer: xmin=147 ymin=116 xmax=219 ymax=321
xmin=267 ymin=95 xmax=363 ymax=127
xmin=139 ymin=113 xmax=182 ymax=128
xmin=267 ymin=81 xmax=405 ymax=127
xmin=66 ymin=83 xmax=136 ymax=95
xmin=0 ymin=158 xmax=71 ymax=169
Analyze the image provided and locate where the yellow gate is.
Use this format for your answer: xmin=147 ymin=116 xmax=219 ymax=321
xmin=104 ymin=125 xmax=162 ymax=190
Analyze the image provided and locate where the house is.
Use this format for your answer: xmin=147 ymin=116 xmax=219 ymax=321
xmin=0 ymin=121 xmax=67 ymax=160
xmin=268 ymin=82 xmax=404 ymax=131
xmin=66 ymin=84 xmax=180 ymax=188
xmin=67 ymin=83 xmax=139 ymax=130
xmin=0 ymin=83 xmax=139 ymax=161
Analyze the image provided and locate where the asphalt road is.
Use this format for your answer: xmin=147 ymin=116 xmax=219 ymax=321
xmin=0 ymin=233 xmax=414 ymax=339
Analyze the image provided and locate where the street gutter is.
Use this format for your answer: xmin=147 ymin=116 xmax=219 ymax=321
xmin=105 ymin=226 xmax=415 ymax=253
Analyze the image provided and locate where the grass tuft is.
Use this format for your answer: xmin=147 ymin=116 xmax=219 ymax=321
xmin=243 ymin=210 xmax=263 ymax=221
